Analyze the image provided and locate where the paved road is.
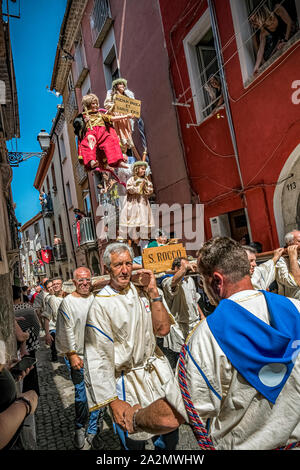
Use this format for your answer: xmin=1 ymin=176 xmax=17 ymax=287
xmin=34 ymin=337 xmax=199 ymax=451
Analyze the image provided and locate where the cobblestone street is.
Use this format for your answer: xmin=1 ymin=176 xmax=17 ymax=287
xmin=34 ymin=337 xmax=199 ymax=451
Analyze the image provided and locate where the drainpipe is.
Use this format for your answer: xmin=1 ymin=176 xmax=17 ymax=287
xmin=52 ymin=107 xmax=78 ymax=269
xmin=208 ymin=0 xmax=252 ymax=240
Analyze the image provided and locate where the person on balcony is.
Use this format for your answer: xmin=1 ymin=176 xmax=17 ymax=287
xmin=75 ymin=93 xmax=132 ymax=174
xmin=251 ymin=4 xmax=296 ymax=75
xmin=53 ymin=235 xmax=62 ymax=245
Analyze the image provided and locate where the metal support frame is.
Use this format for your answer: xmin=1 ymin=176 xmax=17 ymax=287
xmin=7 ymin=151 xmax=46 ymax=167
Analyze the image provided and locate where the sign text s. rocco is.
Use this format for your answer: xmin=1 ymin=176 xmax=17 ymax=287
xmin=142 ymin=243 xmax=187 ymax=273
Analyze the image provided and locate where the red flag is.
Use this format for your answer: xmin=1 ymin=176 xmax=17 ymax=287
xmin=76 ymin=221 xmax=81 ymax=246
xmin=41 ymin=249 xmax=52 ymax=264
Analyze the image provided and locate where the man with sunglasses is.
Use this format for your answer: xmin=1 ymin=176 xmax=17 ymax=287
xmin=55 ymin=267 xmax=102 ymax=450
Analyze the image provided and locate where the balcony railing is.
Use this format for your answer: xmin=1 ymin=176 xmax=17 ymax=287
xmin=64 ymin=89 xmax=78 ymax=122
xmin=41 ymin=194 xmax=53 ymax=218
xmin=73 ymin=217 xmax=96 ymax=248
xmin=75 ymin=160 xmax=87 ymax=185
xmin=33 ymin=264 xmax=46 ymax=276
xmin=90 ymin=0 xmax=113 ymax=48
xmin=52 ymin=242 xmax=68 ymax=262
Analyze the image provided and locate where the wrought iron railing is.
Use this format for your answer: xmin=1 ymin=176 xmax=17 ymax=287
xmin=90 ymin=0 xmax=113 ymax=48
xmin=52 ymin=242 xmax=68 ymax=261
xmin=73 ymin=217 xmax=96 ymax=248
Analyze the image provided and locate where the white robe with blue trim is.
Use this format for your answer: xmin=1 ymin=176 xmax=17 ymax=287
xmin=163 ymin=290 xmax=300 ymax=450
xmin=83 ymin=283 xmax=176 ymax=439
xmin=55 ymin=293 xmax=94 ymax=359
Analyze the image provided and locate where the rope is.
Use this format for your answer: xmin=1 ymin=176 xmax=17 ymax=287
xmin=276 ymin=441 xmax=300 ymax=450
xmin=179 ymin=343 xmax=300 ymax=451
xmin=178 ymin=344 xmax=215 ymax=450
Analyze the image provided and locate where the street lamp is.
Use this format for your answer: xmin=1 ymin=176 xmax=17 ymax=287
xmin=7 ymin=129 xmax=51 ymax=167
xmin=37 ymin=129 xmax=51 ymax=152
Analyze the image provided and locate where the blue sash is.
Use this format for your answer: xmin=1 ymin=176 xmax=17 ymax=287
xmin=206 ymin=291 xmax=300 ymax=404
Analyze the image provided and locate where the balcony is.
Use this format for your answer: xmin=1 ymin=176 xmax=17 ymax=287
xmin=90 ymin=0 xmax=113 ymax=48
xmin=64 ymin=89 xmax=78 ymax=122
xmin=41 ymin=194 xmax=54 ymax=218
xmin=52 ymin=242 xmax=68 ymax=262
xmin=33 ymin=263 xmax=46 ymax=276
xmin=75 ymin=160 xmax=87 ymax=185
xmin=73 ymin=217 xmax=96 ymax=248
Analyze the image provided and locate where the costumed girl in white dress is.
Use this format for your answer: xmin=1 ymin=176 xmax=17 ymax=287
xmin=119 ymin=161 xmax=155 ymax=243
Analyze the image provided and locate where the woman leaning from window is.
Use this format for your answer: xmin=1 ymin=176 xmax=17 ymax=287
xmin=250 ymin=4 xmax=296 ymax=75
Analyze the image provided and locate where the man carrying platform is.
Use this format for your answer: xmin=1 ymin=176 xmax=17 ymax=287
xmin=124 ymin=237 xmax=300 ymax=450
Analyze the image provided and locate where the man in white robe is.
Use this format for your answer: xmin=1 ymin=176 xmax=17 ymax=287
xmin=56 ymin=267 xmax=102 ymax=450
xmin=33 ymin=279 xmax=53 ymax=328
xmin=244 ymin=245 xmax=284 ymax=290
xmin=161 ymin=257 xmax=204 ymax=356
xmin=84 ymin=242 xmax=179 ymax=450
xmin=276 ymin=230 xmax=300 ymax=299
xmin=42 ymin=278 xmax=65 ymax=362
xmin=124 ymin=237 xmax=300 ymax=450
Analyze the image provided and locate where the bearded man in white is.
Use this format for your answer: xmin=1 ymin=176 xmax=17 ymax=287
xmin=84 ymin=242 xmax=179 ymax=451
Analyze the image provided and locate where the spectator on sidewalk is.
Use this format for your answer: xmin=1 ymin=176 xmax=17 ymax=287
xmin=13 ymin=285 xmax=41 ymax=396
xmin=42 ymin=278 xmax=66 ymax=362
xmin=0 ymin=339 xmax=38 ymax=450
xmin=56 ymin=267 xmax=103 ymax=450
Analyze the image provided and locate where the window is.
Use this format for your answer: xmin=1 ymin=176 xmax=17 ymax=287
xmin=90 ymin=0 xmax=113 ymax=48
xmin=51 ymin=163 xmax=57 ymax=192
xmin=195 ymin=29 xmax=220 ymax=118
xmin=66 ymin=182 xmax=73 ymax=209
xmin=60 ymin=134 xmax=67 ymax=161
xmin=34 ymin=223 xmax=40 ymax=236
xmin=183 ymin=10 xmax=222 ymax=123
xmin=84 ymin=193 xmax=92 ymax=218
xmin=101 ymin=26 xmax=119 ymax=90
xmin=58 ymin=216 xmax=64 ymax=241
xmin=231 ymin=0 xmax=300 ymax=84
xmin=47 ymin=227 xmax=52 ymax=247
xmin=46 ymin=175 xmax=50 ymax=194
xmin=103 ymin=44 xmax=119 ymax=89
xmin=74 ymin=32 xmax=89 ymax=87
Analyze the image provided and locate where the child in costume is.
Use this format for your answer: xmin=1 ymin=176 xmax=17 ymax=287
xmin=104 ymin=78 xmax=142 ymax=160
xmin=76 ymin=93 xmax=132 ymax=172
xmin=119 ymin=161 xmax=155 ymax=243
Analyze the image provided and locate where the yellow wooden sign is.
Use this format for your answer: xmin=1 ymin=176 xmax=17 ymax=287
xmin=114 ymin=95 xmax=141 ymax=118
xmin=142 ymin=244 xmax=187 ymax=273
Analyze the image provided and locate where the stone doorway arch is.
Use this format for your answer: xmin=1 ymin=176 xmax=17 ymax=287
xmin=274 ymin=144 xmax=300 ymax=245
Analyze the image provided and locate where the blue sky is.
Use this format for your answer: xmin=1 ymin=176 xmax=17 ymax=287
xmin=5 ymin=0 xmax=67 ymax=225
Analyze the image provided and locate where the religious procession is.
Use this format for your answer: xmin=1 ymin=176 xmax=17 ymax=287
xmin=1 ymin=0 xmax=300 ymax=458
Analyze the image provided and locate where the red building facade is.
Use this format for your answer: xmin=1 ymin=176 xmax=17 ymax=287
xmin=159 ymin=0 xmax=300 ymax=251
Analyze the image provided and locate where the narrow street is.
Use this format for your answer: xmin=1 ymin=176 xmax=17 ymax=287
xmin=34 ymin=337 xmax=199 ymax=451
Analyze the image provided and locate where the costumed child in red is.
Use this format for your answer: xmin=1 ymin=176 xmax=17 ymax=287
xmin=76 ymin=93 xmax=131 ymax=172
